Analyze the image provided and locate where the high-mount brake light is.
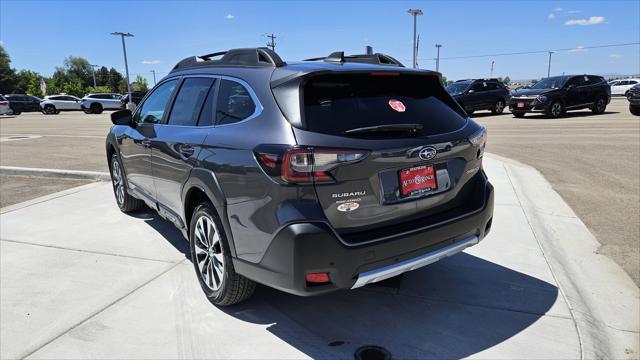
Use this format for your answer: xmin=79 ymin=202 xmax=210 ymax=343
xmin=255 ymin=146 xmax=368 ymax=185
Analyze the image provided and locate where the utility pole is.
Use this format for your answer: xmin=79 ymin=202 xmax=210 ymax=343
xmin=547 ymin=51 xmax=554 ymax=78
xmin=435 ymin=44 xmax=442 ymax=72
xmin=111 ymin=32 xmax=134 ymax=109
xmin=407 ymin=9 xmax=423 ymax=69
xmin=150 ymin=70 xmax=156 ymax=85
xmin=266 ymin=33 xmax=276 ymax=51
xmin=90 ymin=64 xmax=99 ymax=88
xmin=490 ymin=60 xmax=495 ymax=78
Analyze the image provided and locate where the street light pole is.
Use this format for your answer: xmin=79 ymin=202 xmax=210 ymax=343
xmin=435 ymin=44 xmax=442 ymax=72
xmin=407 ymin=9 xmax=423 ymax=69
xmin=150 ymin=70 xmax=156 ymax=86
xmin=111 ymin=32 xmax=134 ymax=109
xmin=547 ymin=51 xmax=554 ymax=78
xmin=490 ymin=60 xmax=495 ymax=78
xmin=90 ymin=64 xmax=99 ymax=88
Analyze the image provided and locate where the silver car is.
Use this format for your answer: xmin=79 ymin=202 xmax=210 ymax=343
xmin=0 ymin=95 xmax=12 ymax=115
xmin=81 ymin=93 xmax=124 ymax=114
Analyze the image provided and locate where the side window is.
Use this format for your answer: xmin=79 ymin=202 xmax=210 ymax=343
xmin=470 ymin=83 xmax=485 ymax=92
xmin=167 ymin=78 xmax=215 ymax=126
xmin=215 ymin=79 xmax=256 ymax=125
xmin=136 ymin=79 xmax=178 ymax=124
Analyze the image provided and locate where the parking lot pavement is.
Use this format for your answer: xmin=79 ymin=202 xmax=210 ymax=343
xmin=474 ymin=97 xmax=640 ymax=285
xmin=0 ymin=174 xmax=94 ymax=207
xmin=1 ymin=156 xmax=637 ymax=359
xmin=0 ymin=111 xmax=112 ymax=172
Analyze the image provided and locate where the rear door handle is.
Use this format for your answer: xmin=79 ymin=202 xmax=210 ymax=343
xmin=179 ymin=144 xmax=195 ymax=157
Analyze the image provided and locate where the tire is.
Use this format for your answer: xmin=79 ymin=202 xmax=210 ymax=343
xmin=90 ymin=103 xmax=103 ymax=114
xmin=83 ymin=107 xmax=93 ymax=114
xmin=630 ymin=104 xmax=640 ymax=116
xmin=491 ymin=100 xmax=505 ymax=115
xmin=546 ymin=101 xmax=563 ymax=118
xmin=190 ymin=201 xmax=256 ymax=306
xmin=11 ymin=108 xmax=21 ymax=115
xmin=109 ymin=154 xmax=144 ymax=212
xmin=591 ymin=97 xmax=607 ymax=114
xmin=512 ymin=111 xmax=526 ymax=118
xmin=466 ymin=109 xmax=474 ymax=116
xmin=43 ymin=105 xmax=57 ymax=115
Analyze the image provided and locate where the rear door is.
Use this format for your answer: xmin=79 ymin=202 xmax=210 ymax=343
xmin=151 ymin=76 xmax=214 ymax=216
xmin=466 ymin=82 xmax=487 ymax=109
xmin=118 ymin=79 xmax=179 ymax=202
xmin=282 ymin=72 xmax=481 ymax=237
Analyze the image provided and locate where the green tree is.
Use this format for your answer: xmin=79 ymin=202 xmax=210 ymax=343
xmin=0 ymin=45 xmax=18 ymax=94
xmin=15 ymin=70 xmax=43 ymax=96
xmin=108 ymin=68 xmax=124 ymax=93
xmin=95 ymin=66 xmax=110 ymax=87
xmin=531 ymin=79 xmax=539 ymax=85
xmin=62 ymin=80 xmax=85 ymax=97
xmin=63 ymin=56 xmax=93 ymax=89
xmin=131 ymin=74 xmax=148 ymax=92
xmin=86 ymin=85 xmax=112 ymax=94
xmin=502 ymin=76 xmax=511 ymax=85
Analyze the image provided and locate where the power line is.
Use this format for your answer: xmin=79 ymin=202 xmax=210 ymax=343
xmin=415 ymin=42 xmax=639 ymax=61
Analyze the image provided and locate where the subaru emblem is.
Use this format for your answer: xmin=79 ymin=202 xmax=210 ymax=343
xmin=419 ymin=146 xmax=437 ymax=161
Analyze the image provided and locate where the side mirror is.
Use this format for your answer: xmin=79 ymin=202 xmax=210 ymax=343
xmin=111 ymin=109 xmax=133 ymax=126
xmin=467 ymin=89 xmax=475 ymax=94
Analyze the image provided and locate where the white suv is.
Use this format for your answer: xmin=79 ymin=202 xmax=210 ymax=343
xmin=609 ymin=79 xmax=640 ymax=96
xmin=40 ymin=95 xmax=82 ymax=114
xmin=81 ymin=93 xmax=124 ymax=114
xmin=0 ymin=95 xmax=12 ymax=115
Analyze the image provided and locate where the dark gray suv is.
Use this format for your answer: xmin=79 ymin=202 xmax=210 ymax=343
xmin=106 ymin=48 xmax=494 ymax=305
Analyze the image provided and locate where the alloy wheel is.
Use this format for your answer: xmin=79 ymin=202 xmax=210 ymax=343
xmin=193 ymin=215 xmax=225 ymax=291
xmin=495 ymin=101 xmax=504 ymax=113
xmin=111 ymin=158 xmax=125 ymax=206
xmin=551 ymin=102 xmax=562 ymax=117
xmin=596 ymin=99 xmax=605 ymax=112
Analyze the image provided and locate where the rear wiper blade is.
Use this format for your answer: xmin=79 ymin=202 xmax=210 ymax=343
xmin=344 ymin=123 xmax=423 ymax=136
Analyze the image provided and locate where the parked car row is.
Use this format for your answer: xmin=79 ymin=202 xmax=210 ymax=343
xmin=0 ymin=90 xmax=149 ymax=116
xmin=445 ymin=75 xmax=617 ymax=118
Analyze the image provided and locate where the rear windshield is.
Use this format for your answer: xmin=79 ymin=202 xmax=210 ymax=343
xmin=302 ymin=73 xmax=467 ymax=137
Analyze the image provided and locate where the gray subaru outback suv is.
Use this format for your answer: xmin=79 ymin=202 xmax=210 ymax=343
xmin=106 ymin=48 xmax=494 ymax=305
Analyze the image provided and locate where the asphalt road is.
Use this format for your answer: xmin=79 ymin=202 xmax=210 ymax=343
xmin=0 ymin=97 xmax=638 ymax=284
xmin=474 ymin=97 xmax=639 ymax=285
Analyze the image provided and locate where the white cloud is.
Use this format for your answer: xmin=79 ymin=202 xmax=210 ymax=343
xmin=569 ymin=46 xmax=587 ymax=53
xmin=565 ymin=16 xmax=605 ymax=26
xmin=553 ymin=7 xmax=563 ymax=12
xmin=567 ymin=10 xmax=581 ymax=14
xmin=142 ymin=60 xmax=160 ymax=65
xmin=225 ymin=14 xmax=235 ymax=20
xmin=609 ymin=53 xmax=622 ymax=63
xmin=548 ymin=13 xmax=556 ymax=20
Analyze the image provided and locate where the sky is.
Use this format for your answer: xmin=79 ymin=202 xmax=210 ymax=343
xmin=1 ymin=0 xmax=638 ymax=84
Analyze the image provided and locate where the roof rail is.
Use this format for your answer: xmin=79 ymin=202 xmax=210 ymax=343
xmin=171 ymin=47 xmax=286 ymax=72
xmin=304 ymin=51 xmax=405 ymax=67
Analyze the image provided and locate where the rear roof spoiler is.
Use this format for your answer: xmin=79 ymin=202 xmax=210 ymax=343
xmin=304 ymin=51 xmax=405 ymax=67
xmin=171 ymin=47 xmax=286 ymax=73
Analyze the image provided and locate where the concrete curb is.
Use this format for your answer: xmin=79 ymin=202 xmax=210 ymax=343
xmin=0 ymin=166 xmax=110 ymax=181
xmin=489 ymin=153 xmax=640 ymax=359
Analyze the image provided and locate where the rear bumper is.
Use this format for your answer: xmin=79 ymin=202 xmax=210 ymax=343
xmin=233 ymin=173 xmax=494 ymax=296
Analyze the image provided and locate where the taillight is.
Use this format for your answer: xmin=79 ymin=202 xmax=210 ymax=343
xmin=0 ymin=101 xmax=7 ymax=106
xmin=255 ymin=145 xmax=368 ymax=185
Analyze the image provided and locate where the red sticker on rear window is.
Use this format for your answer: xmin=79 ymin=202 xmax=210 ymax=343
xmin=388 ymin=99 xmax=406 ymax=112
